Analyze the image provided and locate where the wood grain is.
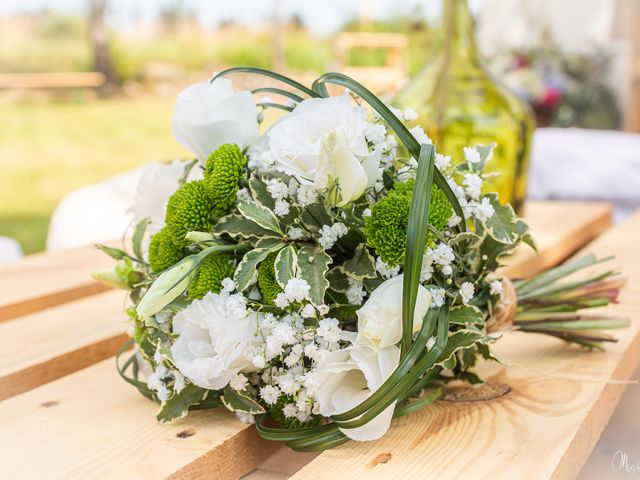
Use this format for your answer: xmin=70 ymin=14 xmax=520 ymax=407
xmin=290 ymin=210 xmax=640 ymax=480
xmin=0 ymin=359 xmax=278 ymax=480
xmin=0 ymin=290 xmax=128 ymax=400
xmin=0 ymin=243 xmax=115 ymax=322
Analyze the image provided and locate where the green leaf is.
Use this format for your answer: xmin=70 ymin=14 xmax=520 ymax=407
xmin=238 ymin=201 xmax=284 ymax=236
xmin=449 ymin=305 xmax=485 ymax=325
xmin=483 ymin=193 xmax=518 ymax=243
xmin=96 ymin=244 xmax=127 ymax=260
xmin=343 ymin=243 xmax=377 ymax=280
xmin=132 ymin=218 xmax=151 ymax=261
xmin=297 ymin=245 xmax=331 ymax=305
xmin=275 ymin=245 xmax=297 ymax=289
xmin=301 ymin=204 xmax=333 ymax=232
xmin=234 ymin=242 xmax=285 ymax=292
xmin=326 ymin=267 xmax=350 ymax=293
xmin=249 ymin=173 xmax=275 ymax=209
xmin=402 ymin=143 xmax=435 ymax=356
xmin=214 ymin=213 xmax=276 ymax=242
xmin=156 ymin=384 xmax=208 ymax=424
xmin=221 ymin=386 xmax=266 ymax=414
xmin=436 ymin=330 xmax=488 ymax=367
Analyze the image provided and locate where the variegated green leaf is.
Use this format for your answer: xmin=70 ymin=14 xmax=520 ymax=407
xmin=214 ymin=213 xmax=275 ymax=241
xmin=449 ymin=305 xmax=485 ymax=325
xmin=156 ymin=384 xmax=208 ymax=424
xmin=297 ymin=245 xmax=331 ymax=305
xmin=483 ymin=193 xmax=518 ymax=243
xmin=238 ymin=201 xmax=284 ymax=236
xmin=343 ymin=243 xmax=377 ymax=280
xmin=275 ymin=245 xmax=297 ymax=288
xmin=221 ymin=386 xmax=266 ymax=414
xmin=234 ymin=241 xmax=285 ymax=292
xmin=436 ymin=330 xmax=488 ymax=368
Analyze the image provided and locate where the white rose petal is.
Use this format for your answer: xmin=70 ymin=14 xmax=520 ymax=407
xmin=306 ymin=343 xmax=400 ymax=441
xmin=172 ymin=79 xmax=260 ymax=164
xmin=266 ymin=95 xmax=376 ymax=206
xmin=171 ymin=292 xmax=259 ymax=390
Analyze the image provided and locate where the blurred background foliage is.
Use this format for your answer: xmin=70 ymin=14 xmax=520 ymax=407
xmin=0 ymin=6 xmax=623 ymax=253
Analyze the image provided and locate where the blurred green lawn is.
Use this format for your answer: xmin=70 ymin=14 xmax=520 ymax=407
xmin=0 ymin=98 xmax=189 ymax=254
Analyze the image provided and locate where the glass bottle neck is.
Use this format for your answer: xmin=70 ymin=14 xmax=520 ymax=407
xmin=439 ymin=0 xmax=480 ymax=65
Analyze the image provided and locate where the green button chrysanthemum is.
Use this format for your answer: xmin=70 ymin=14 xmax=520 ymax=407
xmin=148 ymin=227 xmax=185 ymax=273
xmin=204 ymin=143 xmax=247 ymax=218
xmin=165 ymin=180 xmax=212 ymax=247
xmin=365 ymin=181 xmax=453 ymax=266
xmin=257 ymin=252 xmax=283 ymax=305
xmin=187 ymin=254 xmax=235 ymax=300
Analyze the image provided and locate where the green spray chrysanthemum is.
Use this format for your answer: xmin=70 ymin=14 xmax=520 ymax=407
xmin=148 ymin=227 xmax=185 ymax=273
xmin=204 ymin=143 xmax=247 ymax=218
xmin=366 ymin=181 xmax=453 ymax=266
xmin=165 ymin=180 xmax=212 ymax=247
xmin=257 ymin=252 xmax=283 ymax=305
xmin=187 ymin=254 xmax=235 ymax=300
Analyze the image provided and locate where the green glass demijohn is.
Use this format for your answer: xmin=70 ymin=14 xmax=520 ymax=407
xmin=394 ymin=0 xmax=535 ymax=213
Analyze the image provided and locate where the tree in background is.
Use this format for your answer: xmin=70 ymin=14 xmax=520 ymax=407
xmin=89 ymin=0 xmax=116 ymax=92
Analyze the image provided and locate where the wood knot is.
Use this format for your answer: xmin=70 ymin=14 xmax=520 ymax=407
xmin=369 ymin=452 xmax=392 ymax=468
xmin=176 ymin=428 xmax=195 ymax=439
xmin=40 ymin=400 xmax=59 ymax=408
xmin=440 ymin=382 xmax=511 ymax=403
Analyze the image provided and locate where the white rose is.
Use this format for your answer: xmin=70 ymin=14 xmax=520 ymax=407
xmin=172 ymin=79 xmax=260 ymax=163
xmin=355 ymin=274 xmax=431 ymax=350
xmin=306 ymin=343 xmax=400 ymax=441
xmin=265 ymin=95 xmax=380 ymax=206
xmin=129 ymin=159 xmax=203 ymax=227
xmin=171 ymin=292 xmax=260 ymax=390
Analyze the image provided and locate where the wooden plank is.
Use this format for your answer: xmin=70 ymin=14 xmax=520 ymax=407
xmin=290 ymin=211 xmax=640 ymax=480
xmin=0 ymin=290 xmax=128 ymax=401
xmin=502 ymin=201 xmax=612 ymax=278
xmin=0 ymin=243 xmax=114 ymax=322
xmin=0 ymin=359 xmax=278 ymax=480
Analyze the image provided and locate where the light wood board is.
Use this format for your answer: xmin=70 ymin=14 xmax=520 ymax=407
xmin=502 ymin=201 xmax=612 ymax=278
xmin=0 ymin=359 xmax=278 ymax=480
xmin=290 ymin=210 xmax=640 ymax=480
xmin=0 ymin=243 xmax=115 ymax=322
xmin=0 ymin=290 xmax=128 ymax=401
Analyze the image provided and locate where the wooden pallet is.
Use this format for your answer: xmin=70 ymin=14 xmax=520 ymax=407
xmin=3 ymin=201 xmax=637 ymax=480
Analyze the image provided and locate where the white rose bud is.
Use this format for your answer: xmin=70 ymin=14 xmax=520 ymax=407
xmin=136 ymin=255 xmax=198 ymax=319
xmin=355 ymin=274 xmax=431 ymax=350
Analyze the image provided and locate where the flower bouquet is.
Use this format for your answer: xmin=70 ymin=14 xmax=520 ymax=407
xmin=95 ymin=68 xmax=628 ymax=451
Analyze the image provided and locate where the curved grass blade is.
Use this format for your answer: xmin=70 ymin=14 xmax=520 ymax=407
xmin=252 ymin=87 xmax=304 ymax=103
xmin=401 ymin=143 xmax=436 ymax=356
xmin=211 ymin=67 xmax=318 ymax=98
